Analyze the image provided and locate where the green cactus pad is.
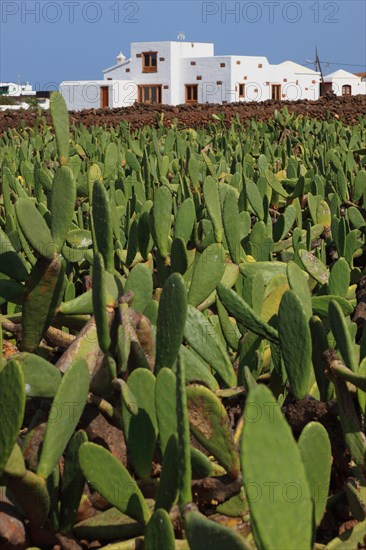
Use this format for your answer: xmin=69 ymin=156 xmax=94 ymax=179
xmin=328 ymin=257 xmax=350 ymax=297
xmin=122 ymin=368 xmax=158 ymax=479
xmin=8 ymin=470 xmax=50 ymax=527
xmin=217 ymin=283 xmax=279 ymax=344
xmin=144 ymin=508 xmax=175 ymax=550
xmin=103 ymin=143 xmax=119 ymax=180
xmin=118 ymin=379 xmax=138 ymax=415
xmin=124 ymin=263 xmax=153 ymax=313
xmin=171 ymin=237 xmax=189 ymax=275
xmin=92 ymin=252 xmax=112 ymax=354
xmin=311 ymin=295 xmax=354 ymax=318
xmin=155 ymin=368 xmax=177 ymax=455
xmin=50 ymin=166 xmax=76 ymax=251
xmin=92 ymin=180 xmax=114 ymax=273
xmin=185 ymin=509 xmax=250 ymax=550
xmin=309 ymin=316 xmax=332 ymax=402
xmin=175 ymin=198 xmax=196 ymax=244
xmin=186 ymin=384 xmax=240 ymax=479
xmin=4 ymin=443 xmax=26 ymax=478
xmin=216 ymin=296 xmax=240 ymax=351
xmin=73 ymin=507 xmax=145 ymax=542
xmin=287 ymin=261 xmax=312 ymax=321
xmin=329 ymin=299 xmax=358 ymax=373
xmin=22 ymin=255 xmax=65 ymax=352
xmin=177 ymin=345 xmax=219 ymax=391
xmin=188 ymin=243 xmax=226 ymax=307
xmin=222 ymin=187 xmax=243 ymax=263
xmin=176 ymin=354 xmax=192 ymax=514
xmin=50 ymin=91 xmax=69 ymax=166
xmin=155 ymin=273 xmax=187 ymax=372
xmin=190 ymin=447 xmax=213 ymax=479
xmin=14 ymin=352 xmax=61 ymax=397
xmin=298 ymin=249 xmax=329 ymax=285
xmin=0 ymin=279 xmax=24 ymax=305
xmin=241 ymin=385 xmax=313 ymax=550
xmin=203 ymin=176 xmax=223 ymax=243
xmin=184 ymin=305 xmax=236 ymax=387
xmin=150 ymin=186 xmax=172 ymax=258
xmin=278 ymin=290 xmax=312 ymax=400
xmin=0 ymin=229 xmax=29 ymax=281
xmin=37 ymin=357 xmax=89 ymax=479
xmin=59 ymin=289 xmax=93 ymax=315
xmin=298 ymin=422 xmax=332 ymax=527
xmin=15 ymin=198 xmax=56 ymax=260
xmin=155 ymin=433 xmax=179 ymax=512
xmin=331 ymin=374 xmax=366 ymax=470
xmin=0 ymin=359 xmax=25 ymax=475
xmin=78 ymin=442 xmax=151 ymax=525
xmin=60 ymin=430 xmax=88 ymax=532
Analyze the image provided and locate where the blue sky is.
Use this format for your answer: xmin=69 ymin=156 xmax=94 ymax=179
xmin=1 ymin=1 xmax=365 ymax=88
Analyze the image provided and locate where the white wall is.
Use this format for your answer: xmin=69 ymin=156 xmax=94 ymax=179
xmin=60 ymin=80 xmax=136 ymax=111
xmin=177 ymin=56 xmax=232 ymax=104
xmin=324 ymin=75 xmax=366 ymax=96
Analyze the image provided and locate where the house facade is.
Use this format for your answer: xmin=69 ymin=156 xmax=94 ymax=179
xmin=323 ymin=69 xmax=366 ymax=97
xmin=60 ymin=40 xmax=322 ymax=110
xmin=0 ymin=82 xmax=36 ymax=97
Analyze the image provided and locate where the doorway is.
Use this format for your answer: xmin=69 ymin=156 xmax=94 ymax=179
xmin=101 ymin=86 xmax=109 ymax=108
xmin=271 ymin=84 xmax=281 ymax=100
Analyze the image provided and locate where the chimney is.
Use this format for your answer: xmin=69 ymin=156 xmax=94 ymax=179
xmin=117 ymin=52 xmax=126 ymax=64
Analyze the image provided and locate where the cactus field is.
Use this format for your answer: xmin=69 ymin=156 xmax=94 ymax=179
xmin=0 ymin=92 xmax=365 ymax=549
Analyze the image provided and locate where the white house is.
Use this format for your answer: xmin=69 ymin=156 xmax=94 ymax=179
xmin=0 ymin=82 xmax=36 ymax=97
xmin=60 ymin=40 xmax=322 ymax=110
xmin=323 ymin=69 xmax=366 ymax=97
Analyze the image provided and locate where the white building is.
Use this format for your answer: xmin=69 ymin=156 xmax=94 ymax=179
xmin=60 ymin=40 xmax=322 ymax=110
xmin=0 ymin=82 xmax=36 ymax=97
xmin=323 ymin=69 xmax=366 ymax=97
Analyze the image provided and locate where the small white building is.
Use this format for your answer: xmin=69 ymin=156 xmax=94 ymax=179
xmin=323 ymin=69 xmax=366 ymax=97
xmin=60 ymin=40 xmax=322 ymax=110
xmin=60 ymin=79 xmax=137 ymax=111
xmin=0 ymin=82 xmax=36 ymax=97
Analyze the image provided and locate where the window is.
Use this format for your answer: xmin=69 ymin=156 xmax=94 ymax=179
xmin=0 ymin=86 xmax=9 ymax=95
xmin=239 ymin=83 xmax=245 ymax=98
xmin=191 ymin=61 xmax=196 ymax=66
xmin=137 ymin=85 xmax=162 ymax=104
xmin=185 ymin=84 xmax=198 ymax=104
xmin=342 ymin=85 xmax=351 ymax=95
xmin=271 ymin=84 xmax=281 ymax=100
xmin=220 ymin=63 xmax=226 ymax=67
xmin=258 ymin=63 xmax=263 ymax=68
xmin=142 ymin=52 xmax=158 ymax=73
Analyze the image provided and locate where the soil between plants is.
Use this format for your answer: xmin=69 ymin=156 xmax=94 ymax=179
xmin=1 ymin=95 xmax=366 ymax=136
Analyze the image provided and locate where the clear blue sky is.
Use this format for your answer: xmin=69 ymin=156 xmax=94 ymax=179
xmin=1 ymin=1 xmax=365 ymax=88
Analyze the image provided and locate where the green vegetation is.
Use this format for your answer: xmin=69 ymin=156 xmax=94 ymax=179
xmin=0 ymin=92 xmax=365 ymax=548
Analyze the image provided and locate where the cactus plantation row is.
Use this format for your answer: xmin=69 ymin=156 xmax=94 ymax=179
xmin=0 ymin=92 xmax=365 ymax=549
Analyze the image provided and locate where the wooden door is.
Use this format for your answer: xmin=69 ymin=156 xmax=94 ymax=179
xmin=101 ymin=86 xmax=109 ymax=108
xmin=271 ymin=84 xmax=281 ymax=100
